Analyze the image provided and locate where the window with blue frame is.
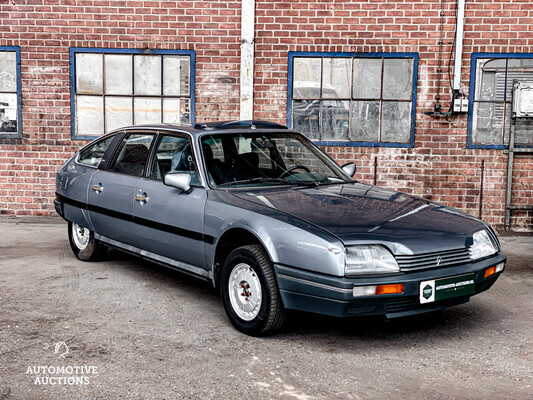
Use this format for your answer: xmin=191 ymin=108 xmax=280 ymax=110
xmin=0 ymin=46 xmax=21 ymax=138
xmin=469 ymin=54 xmax=533 ymax=148
xmin=70 ymin=48 xmax=195 ymax=139
xmin=287 ymin=52 xmax=418 ymax=147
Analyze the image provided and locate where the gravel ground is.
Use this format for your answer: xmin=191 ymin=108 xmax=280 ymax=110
xmin=0 ymin=221 xmax=531 ymax=400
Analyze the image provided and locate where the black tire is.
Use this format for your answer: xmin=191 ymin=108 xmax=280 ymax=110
xmin=220 ymin=245 xmax=286 ymax=336
xmin=68 ymin=221 xmax=106 ymax=261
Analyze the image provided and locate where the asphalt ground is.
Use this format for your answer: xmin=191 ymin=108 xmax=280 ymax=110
xmin=0 ymin=220 xmax=532 ymax=400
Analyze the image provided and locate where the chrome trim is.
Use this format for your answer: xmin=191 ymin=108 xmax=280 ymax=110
xmin=395 ymin=247 xmax=471 ymax=272
xmin=95 ymin=233 xmax=210 ymax=279
xmin=278 ymin=273 xmax=353 ymax=294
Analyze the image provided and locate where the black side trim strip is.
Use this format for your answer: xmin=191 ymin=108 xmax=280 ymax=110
xmin=55 ymin=192 xmax=215 ymax=244
xmin=87 ymin=203 xmax=134 ymax=223
xmin=56 ymin=193 xmax=85 ymax=210
xmin=133 ymin=215 xmax=203 ymax=241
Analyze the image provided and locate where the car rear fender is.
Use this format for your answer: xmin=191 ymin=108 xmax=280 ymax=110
xmin=56 ymin=160 xmax=96 ymax=231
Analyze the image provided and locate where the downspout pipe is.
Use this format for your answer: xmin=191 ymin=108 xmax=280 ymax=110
xmin=240 ymin=0 xmax=255 ymax=120
xmin=452 ymin=0 xmax=466 ymax=91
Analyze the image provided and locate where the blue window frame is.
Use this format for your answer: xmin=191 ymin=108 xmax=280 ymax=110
xmin=468 ymin=53 xmax=533 ymax=149
xmin=0 ymin=46 xmax=22 ymax=139
xmin=70 ymin=48 xmax=195 ymax=140
xmin=287 ymin=51 xmax=418 ymax=148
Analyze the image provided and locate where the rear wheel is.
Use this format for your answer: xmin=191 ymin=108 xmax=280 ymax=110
xmin=68 ymin=221 xmax=105 ymax=261
xmin=220 ymin=245 xmax=286 ymax=336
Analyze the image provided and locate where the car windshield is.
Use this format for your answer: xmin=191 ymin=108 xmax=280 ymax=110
xmin=200 ymin=131 xmax=354 ymax=187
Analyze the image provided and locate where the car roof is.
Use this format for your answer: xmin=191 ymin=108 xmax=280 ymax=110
xmin=112 ymin=120 xmax=290 ymax=138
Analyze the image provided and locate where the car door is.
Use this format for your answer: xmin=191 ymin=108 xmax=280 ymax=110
xmin=88 ymin=132 xmax=154 ymax=245
xmin=131 ymin=134 xmax=208 ymax=272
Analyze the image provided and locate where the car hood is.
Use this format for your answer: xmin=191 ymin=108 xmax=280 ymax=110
xmin=226 ymin=182 xmax=486 ymax=254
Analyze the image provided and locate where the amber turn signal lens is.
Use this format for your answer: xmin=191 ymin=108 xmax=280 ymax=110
xmin=484 ymin=266 xmax=496 ymax=278
xmin=376 ymin=284 xmax=405 ymax=295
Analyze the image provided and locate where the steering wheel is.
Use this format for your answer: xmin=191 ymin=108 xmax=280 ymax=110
xmin=279 ymin=164 xmax=311 ymax=179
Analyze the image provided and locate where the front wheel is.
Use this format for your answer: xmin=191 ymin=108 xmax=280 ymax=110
xmin=220 ymin=245 xmax=286 ymax=336
xmin=68 ymin=221 xmax=105 ymax=261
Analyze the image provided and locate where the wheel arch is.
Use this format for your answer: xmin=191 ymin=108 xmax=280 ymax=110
xmin=212 ymin=227 xmax=275 ymax=289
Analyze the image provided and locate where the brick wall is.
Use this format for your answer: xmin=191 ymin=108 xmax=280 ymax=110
xmin=0 ymin=0 xmax=532 ymax=231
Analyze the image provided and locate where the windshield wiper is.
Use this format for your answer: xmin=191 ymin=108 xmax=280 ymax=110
xmin=314 ymin=179 xmax=355 ymax=186
xmin=218 ymin=177 xmax=302 ymax=187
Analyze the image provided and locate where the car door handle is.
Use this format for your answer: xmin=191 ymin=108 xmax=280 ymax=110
xmin=134 ymin=194 xmax=149 ymax=203
xmin=91 ymin=184 xmax=103 ymax=192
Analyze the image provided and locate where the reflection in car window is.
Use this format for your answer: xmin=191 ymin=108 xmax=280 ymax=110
xmin=150 ymin=135 xmax=200 ymax=185
xmin=201 ymin=132 xmax=353 ymax=187
xmin=77 ymin=134 xmax=115 ymax=167
xmin=108 ymin=133 xmax=153 ymax=177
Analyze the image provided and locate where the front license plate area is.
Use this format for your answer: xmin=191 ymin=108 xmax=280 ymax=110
xmin=420 ymin=273 xmax=475 ymax=304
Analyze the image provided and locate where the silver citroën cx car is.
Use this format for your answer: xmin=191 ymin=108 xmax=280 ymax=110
xmin=55 ymin=121 xmax=506 ymax=336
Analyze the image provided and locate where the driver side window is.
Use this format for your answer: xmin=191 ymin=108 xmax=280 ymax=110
xmin=149 ymin=135 xmax=200 ymax=186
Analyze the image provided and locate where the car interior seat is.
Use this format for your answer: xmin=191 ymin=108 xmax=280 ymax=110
xmin=202 ymin=143 xmax=224 ymax=185
xmin=114 ymin=144 xmax=149 ymax=176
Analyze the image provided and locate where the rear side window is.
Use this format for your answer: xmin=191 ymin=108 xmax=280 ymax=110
xmin=108 ymin=133 xmax=154 ymax=177
xmin=77 ymin=135 xmax=115 ymax=167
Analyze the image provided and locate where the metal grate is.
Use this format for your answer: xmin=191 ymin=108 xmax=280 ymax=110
xmin=395 ymin=247 xmax=471 ymax=272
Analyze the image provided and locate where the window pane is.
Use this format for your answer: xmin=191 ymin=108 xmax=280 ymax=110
xmin=151 ymin=135 xmax=196 ymax=181
xmin=472 ymin=102 xmax=504 ymax=145
xmin=476 ymin=59 xmax=506 ymax=101
xmin=163 ymin=98 xmax=190 ymax=123
xmin=350 ymin=101 xmax=379 ymax=142
xmin=383 ymin=58 xmax=413 ymax=100
xmin=322 ymin=58 xmax=351 ymax=98
xmin=292 ymin=99 xmax=320 ymax=140
xmin=381 ymin=101 xmax=411 ymax=143
xmin=134 ymin=55 xmax=161 ymax=95
xmin=353 ymin=58 xmax=382 ymax=99
xmin=515 ymin=108 xmax=533 ymax=145
xmin=293 ymin=57 xmax=321 ymax=98
xmin=0 ymin=93 xmax=17 ymax=133
xmin=506 ymin=59 xmax=533 ymax=102
xmin=163 ymin=56 xmax=189 ymax=96
xmin=76 ymin=95 xmax=104 ymax=136
xmin=78 ymin=135 xmax=115 ymax=167
xmin=478 ymin=71 xmax=497 ymax=101
xmin=321 ymin=100 xmax=349 ymax=141
xmin=105 ymin=54 xmax=132 ymax=95
xmin=109 ymin=133 xmax=153 ymax=177
xmin=0 ymin=51 xmax=17 ymax=92
xmin=134 ymin=97 xmax=161 ymax=124
xmin=75 ymin=53 xmax=103 ymax=94
xmin=105 ymin=96 xmax=132 ymax=132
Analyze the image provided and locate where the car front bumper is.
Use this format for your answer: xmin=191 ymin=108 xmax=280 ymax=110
xmin=274 ymin=253 xmax=506 ymax=318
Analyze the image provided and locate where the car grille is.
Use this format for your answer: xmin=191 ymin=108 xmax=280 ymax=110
xmin=385 ymin=296 xmax=469 ymax=314
xmin=395 ymin=247 xmax=471 ymax=272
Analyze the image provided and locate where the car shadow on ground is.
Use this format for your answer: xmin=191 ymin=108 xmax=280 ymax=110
xmin=102 ymin=248 xmax=504 ymax=343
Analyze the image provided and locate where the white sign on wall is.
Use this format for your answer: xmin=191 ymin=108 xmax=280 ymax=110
xmin=512 ymin=81 xmax=533 ymax=118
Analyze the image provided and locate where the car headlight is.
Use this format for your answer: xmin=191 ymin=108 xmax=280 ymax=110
xmin=470 ymin=230 xmax=498 ymax=261
xmin=345 ymin=245 xmax=399 ymax=276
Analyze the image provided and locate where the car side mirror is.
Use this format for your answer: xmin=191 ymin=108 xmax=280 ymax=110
xmin=341 ymin=162 xmax=356 ymax=177
xmin=164 ymin=172 xmax=191 ymax=193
